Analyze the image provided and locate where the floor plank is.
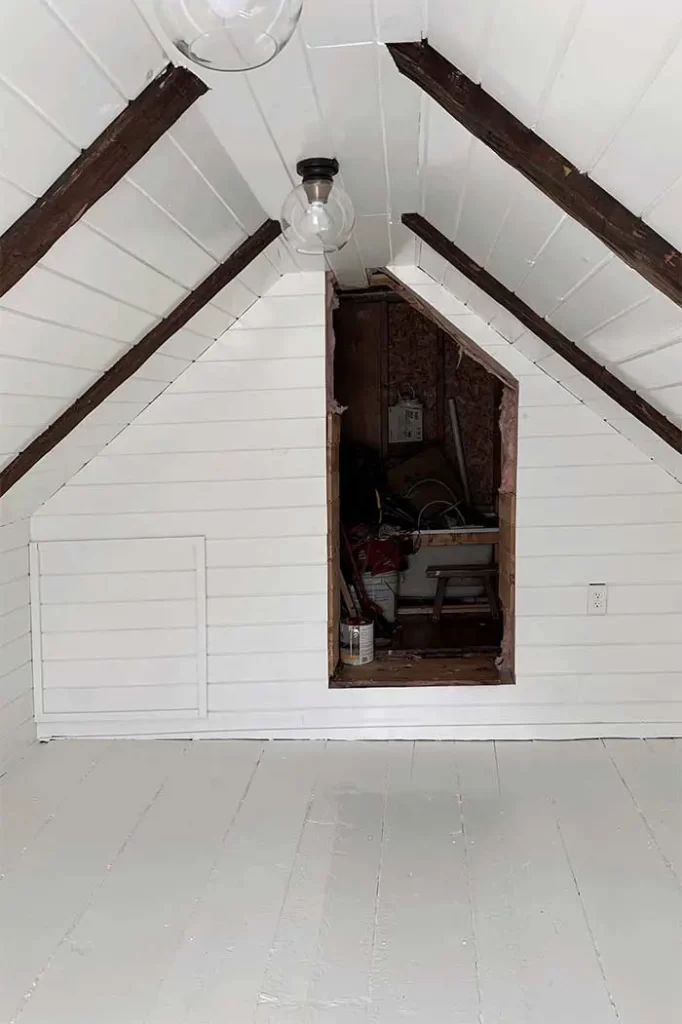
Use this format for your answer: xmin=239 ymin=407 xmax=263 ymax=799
xmin=604 ymin=738 xmax=682 ymax=885
xmin=254 ymin=742 xmax=396 ymax=1024
xmin=15 ymin=741 xmax=264 ymax=1024
xmin=0 ymin=740 xmax=183 ymax=1023
xmin=0 ymin=740 xmax=111 ymax=877
xmin=455 ymin=741 xmax=617 ymax=1024
xmin=145 ymin=741 xmax=324 ymax=1024
xmin=533 ymin=740 xmax=682 ymax=1024
xmin=2 ymin=739 xmax=681 ymax=1022
xmin=369 ymin=742 xmax=480 ymax=1024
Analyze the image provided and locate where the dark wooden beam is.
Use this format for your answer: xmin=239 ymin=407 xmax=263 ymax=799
xmin=0 ymin=220 xmax=282 ymax=496
xmin=388 ymin=41 xmax=682 ymax=309
xmin=402 ymin=213 xmax=682 ymax=456
xmin=0 ymin=64 xmax=207 ymax=298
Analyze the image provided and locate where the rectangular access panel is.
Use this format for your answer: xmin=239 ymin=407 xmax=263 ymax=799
xmin=31 ymin=537 xmax=207 ymax=724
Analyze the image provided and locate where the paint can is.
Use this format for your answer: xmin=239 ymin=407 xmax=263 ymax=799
xmin=340 ymin=618 xmax=374 ymax=666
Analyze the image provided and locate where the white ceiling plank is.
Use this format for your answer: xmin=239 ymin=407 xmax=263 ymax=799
xmin=41 ymin=224 xmax=186 ymax=317
xmin=353 ymin=215 xmax=391 ymax=270
xmin=307 ymin=43 xmax=388 ymax=217
xmin=327 ymin=244 xmax=368 ymax=288
xmin=421 ymin=101 xmax=473 ymax=241
xmin=582 ymin=292 xmax=682 ymax=365
xmin=374 ymin=0 xmax=424 ymax=43
xmin=0 ymin=309 xmax=125 ymax=371
xmin=454 ymin=141 xmax=517 ymax=266
xmin=619 ymin=341 xmax=682 ymax=390
xmin=516 ymin=219 xmax=612 ymax=317
xmin=485 ymin=176 xmax=565 ymax=292
xmin=378 ymin=44 xmax=421 ymax=216
xmin=646 ymin=175 xmax=682 ymax=251
xmin=211 ymin=281 xmax=258 ymax=320
xmin=127 ymin=136 xmax=246 ymax=262
xmin=592 ymin=41 xmax=682 ymax=215
xmin=0 ymin=0 xmax=124 ymax=146
xmin=0 ymin=177 xmax=32 ymax=234
xmin=388 ymin=221 xmax=417 ymax=267
xmin=548 ymin=260 xmax=656 ymax=342
xmin=419 ymin=246 xmax=449 ymax=286
xmin=479 ymin=0 xmax=585 ymax=128
xmin=169 ymin=109 xmax=267 ymax=235
xmin=301 ymin=0 xmax=374 ymax=47
xmin=0 ymin=395 xmax=68 ymax=431
xmin=236 ymin=251 xmax=282 ymax=298
xmin=0 ymin=356 xmax=95 ymax=400
xmin=0 ymin=85 xmax=78 ymax=197
xmin=185 ymin=306 xmax=235 ymax=340
xmin=48 ymin=0 xmax=166 ymax=99
xmin=201 ymin=76 xmax=293 ymax=220
xmin=428 ymin=0 xmax=499 ymax=81
xmin=537 ymin=0 xmax=682 ymax=172
xmin=1 ymin=267 xmax=155 ymax=344
xmin=648 ymin=384 xmax=682 ymax=417
xmin=246 ymin=33 xmax=332 ymax=172
xmin=84 ymin=181 xmax=216 ymax=289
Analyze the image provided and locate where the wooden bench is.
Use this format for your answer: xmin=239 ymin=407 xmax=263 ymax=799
xmin=425 ymin=564 xmax=500 ymax=623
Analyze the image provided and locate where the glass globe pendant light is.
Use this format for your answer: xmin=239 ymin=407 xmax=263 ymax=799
xmin=281 ymin=158 xmax=355 ymax=255
xmin=156 ymin=0 xmax=303 ymax=72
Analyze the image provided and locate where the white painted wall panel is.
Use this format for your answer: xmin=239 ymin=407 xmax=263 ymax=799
xmin=0 ymin=520 xmax=34 ymax=766
xmin=30 ymin=271 xmax=682 ymax=740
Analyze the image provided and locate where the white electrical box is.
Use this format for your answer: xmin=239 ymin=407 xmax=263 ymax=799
xmin=388 ymin=397 xmax=423 ymax=444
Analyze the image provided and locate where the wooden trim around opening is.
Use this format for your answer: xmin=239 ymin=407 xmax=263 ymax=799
xmin=328 ymin=270 xmax=518 ymax=686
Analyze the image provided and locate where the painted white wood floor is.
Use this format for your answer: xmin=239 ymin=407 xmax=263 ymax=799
xmin=1 ymin=739 xmax=681 ymax=1024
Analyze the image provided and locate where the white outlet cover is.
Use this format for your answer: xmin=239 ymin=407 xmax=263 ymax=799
xmin=588 ymin=583 xmax=608 ymax=615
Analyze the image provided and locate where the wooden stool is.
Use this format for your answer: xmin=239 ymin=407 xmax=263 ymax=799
xmin=426 ymin=564 xmax=500 ymax=623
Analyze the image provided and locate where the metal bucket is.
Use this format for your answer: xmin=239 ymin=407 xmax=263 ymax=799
xmin=340 ymin=618 xmax=374 ymax=666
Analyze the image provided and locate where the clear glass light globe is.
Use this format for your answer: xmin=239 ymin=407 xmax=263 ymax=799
xmin=281 ymin=182 xmax=355 ymax=255
xmin=156 ymin=0 xmax=303 ymax=72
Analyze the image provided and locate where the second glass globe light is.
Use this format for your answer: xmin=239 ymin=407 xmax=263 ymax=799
xmin=282 ymin=158 xmax=356 ymax=255
xmin=156 ymin=0 xmax=303 ymax=72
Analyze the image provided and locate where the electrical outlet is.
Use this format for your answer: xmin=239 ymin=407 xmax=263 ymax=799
xmin=588 ymin=583 xmax=608 ymax=615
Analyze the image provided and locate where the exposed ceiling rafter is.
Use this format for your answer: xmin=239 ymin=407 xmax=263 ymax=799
xmin=0 ymin=64 xmax=207 ymax=298
xmin=388 ymin=41 xmax=682 ymax=309
xmin=402 ymin=212 xmax=682 ymax=456
xmin=0 ymin=219 xmax=282 ymax=497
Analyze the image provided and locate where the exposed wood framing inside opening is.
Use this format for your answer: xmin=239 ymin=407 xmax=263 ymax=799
xmin=327 ymin=270 xmax=518 ymax=688
xmin=0 ymin=64 xmax=207 ymax=298
xmin=388 ymin=40 xmax=682 ymax=309
xmin=402 ymin=212 xmax=682 ymax=456
xmin=0 ymin=219 xmax=282 ymax=496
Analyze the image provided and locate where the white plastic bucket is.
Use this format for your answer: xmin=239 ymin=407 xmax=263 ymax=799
xmin=340 ymin=619 xmax=374 ymax=666
xmin=362 ymin=570 xmax=399 ymax=623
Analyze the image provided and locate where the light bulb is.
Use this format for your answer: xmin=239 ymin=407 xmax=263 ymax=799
xmin=156 ymin=0 xmax=303 ymax=72
xmin=281 ymin=158 xmax=355 ymax=255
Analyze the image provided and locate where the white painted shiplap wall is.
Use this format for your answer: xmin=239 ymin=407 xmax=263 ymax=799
xmin=32 ymin=269 xmax=682 ymax=740
xmin=0 ymin=520 xmax=34 ymax=768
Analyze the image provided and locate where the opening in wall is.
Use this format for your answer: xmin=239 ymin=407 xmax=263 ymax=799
xmin=326 ymin=271 xmax=518 ymax=688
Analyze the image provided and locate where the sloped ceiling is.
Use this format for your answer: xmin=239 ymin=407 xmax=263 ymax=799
xmin=1 ymin=0 xmax=681 ymax=520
